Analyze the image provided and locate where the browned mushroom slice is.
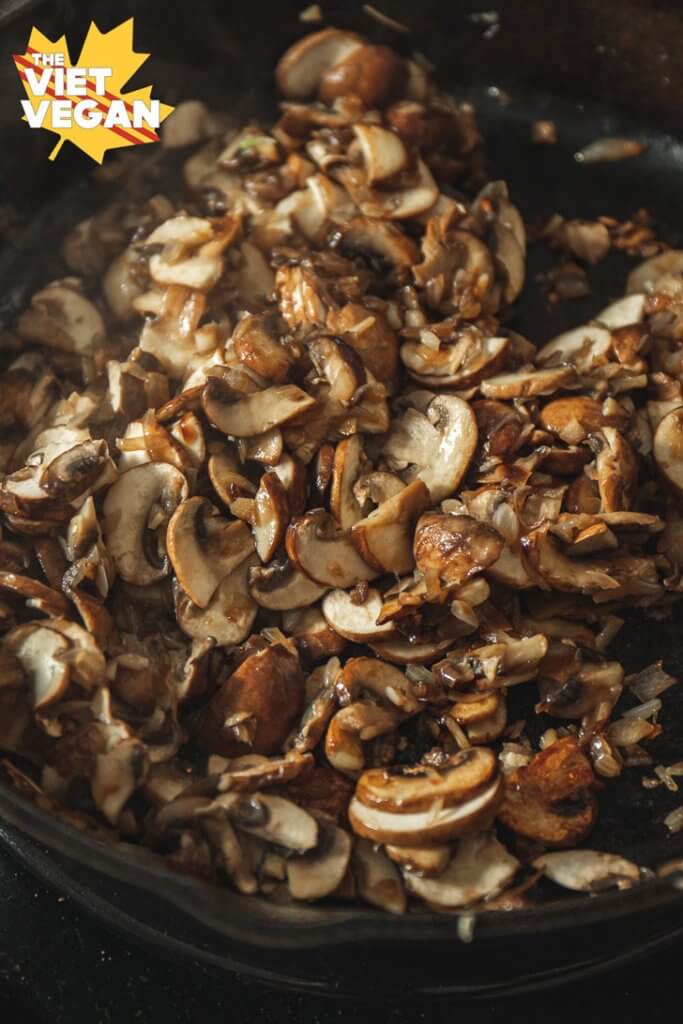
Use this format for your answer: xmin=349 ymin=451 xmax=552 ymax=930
xmin=535 ymin=325 xmax=612 ymax=374
xmin=252 ymin=471 xmax=289 ymax=562
xmin=353 ymin=124 xmax=408 ymax=184
xmin=319 ymin=41 xmax=406 ymax=106
xmin=351 ymin=158 xmax=439 ymax=220
xmin=224 ymin=793 xmax=319 ymax=854
xmin=383 ymin=394 xmax=478 ymax=502
xmin=532 ymin=850 xmax=640 ymax=892
xmin=451 ymin=691 xmax=507 ymax=745
xmin=480 ymin=365 xmax=576 ymax=400
xmin=654 ymin=406 xmax=683 ymax=494
xmin=175 ymin=553 xmax=258 ymax=646
xmin=353 ymin=838 xmax=406 ymax=914
xmin=307 ymin=336 xmax=366 ymax=404
xmin=103 ymin=463 xmax=189 ymax=586
xmin=353 ymin=471 xmax=406 ymax=510
xmin=167 ymin=497 xmax=255 ymax=608
xmin=287 ymin=824 xmax=353 ymax=901
xmin=237 ymin=428 xmax=285 ymax=468
xmin=321 ymin=588 xmax=396 ymax=642
xmin=197 ymin=642 xmax=305 ymax=756
xmin=336 ymin=656 xmax=420 ymax=712
xmin=340 ymin=218 xmax=419 ymax=272
xmin=521 ymin=525 xmax=619 ymax=594
xmin=413 ymin=513 xmax=503 ymax=594
xmin=232 ymin=314 xmax=292 ymax=384
xmin=498 ymin=736 xmax=597 ymax=849
xmin=271 ymin=454 xmax=307 ymax=517
xmin=275 ymin=27 xmax=363 ymax=98
xmin=248 ymin=560 xmax=327 ymax=610
xmin=349 ymin=749 xmax=502 ymax=846
xmin=0 ymin=573 xmax=70 ymax=617
xmin=17 ymin=279 xmax=105 ymax=355
xmin=330 ymin=435 xmax=366 ymax=530
xmin=286 ymin=510 xmax=377 ymax=588
xmin=404 ymin=833 xmax=519 ymax=908
xmin=216 ymin=751 xmax=314 ymax=793
xmin=539 ymin=396 xmax=628 ymax=444
xmin=402 ymin=333 xmax=508 ymax=390
xmin=474 ymin=181 xmax=526 ymax=304
xmin=592 ymin=428 xmax=638 ymax=512
xmin=202 ymin=379 xmax=316 ymax=438
xmin=5 ymin=622 xmax=70 ymax=709
xmin=91 ymin=737 xmax=149 ymax=826
xmin=145 ymin=214 xmax=236 ymax=290
xmin=595 ymin=293 xmax=646 ymax=329
xmin=282 ymin=605 xmax=346 ymax=661
xmin=537 ymin=661 xmax=624 ymax=738
xmin=327 ymin=303 xmax=400 ymax=391
xmin=325 ymin=701 xmax=402 ymax=776
xmin=351 ymin=480 xmax=430 ymax=575
xmin=369 ymin=636 xmax=455 ymax=665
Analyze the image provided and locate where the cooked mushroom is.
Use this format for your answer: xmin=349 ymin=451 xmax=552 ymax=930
xmin=248 ymin=559 xmax=327 ymax=610
xmin=532 ymin=849 xmax=640 ymax=892
xmin=175 ymin=553 xmax=258 ymax=646
xmin=17 ymin=279 xmax=105 ymax=355
xmin=404 ymin=833 xmax=519 ymax=908
xmin=322 ymin=588 xmax=396 ymax=642
xmin=349 ymin=748 xmax=502 ymax=845
xmin=5 ymin=622 xmax=71 ymax=709
xmin=287 ymin=824 xmax=352 ymax=900
xmin=103 ymin=463 xmax=189 ymax=585
xmin=351 ymin=480 xmax=430 ymax=575
xmin=167 ymin=497 xmax=255 ymax=607
xmin=413 ymin=513 xmax=504 ymax=594
xmin=275 ymin=28 xmax=364 ymax=98
xmin=654 ymin=406 xmax=683 ymax=494
xmin=353 ymin=838 xmax=406 ymax=914
xmin=252 ymin=471 xmax=289 ymax=562
xmin=383 ymin=394 xmax=478 ymax=502
xmin=286 ymin=510 xmax=377 ymax=588
xmin=203 ymin=379 xmax=316 ymax=438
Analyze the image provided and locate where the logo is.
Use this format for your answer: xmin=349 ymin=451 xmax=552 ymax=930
xmin=12 ymin=18 xmax=174 ymax=163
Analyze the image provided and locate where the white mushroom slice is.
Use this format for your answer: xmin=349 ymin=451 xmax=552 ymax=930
xmin=275 ymin=28 xmax=363 ymax=98
xmin=103 ymin=463 xmax=189 ymax=585
xmin=337 ymin=656 xmax=420 ymax=712
xmin=383 ymin=395 xmax=478 ymax=502
xmin=532 ymin=850 xmax=640 ymax=892
xmin=175 ymin=553 xmax=258 ymax=646
xmin=330 ymin=435 xmax=366 ymax=530
xmin=5 ymin=623 xmax=70 ymax=710
xmin=627 ymin=250 xmax=683 ymax=293
xmin=237 ymin=428 xmax=284 ymax=467
xmin=404 ymin=833 xmax=519 ymax=908
xmin=286 ymin=510 xmax=377 ymax=588
xmin=402 ymin=334 xmax=508 ymax=389
xmin=385 ymin=844 xmax=451 ymax=877
xmin=322 ymin=588 xmax=395 ymax=642
xmin=522 ymin=526 xmax=619 ymax=594
xmin=351 ymin=480 xmax=430 ymax=575
xmin=307 ymin=173 xmax=357 ymax=225
xmin=287 ymin=825 xmax=352 ymax=901
xmin=307 ymin=336 xmax=366 ymax=404
xmin=91 ymin=738 xmax=148 ymax=826
xmin=17 ymin=279 xmax=105 ymax=355
xmin=654 ymin=407 xmax=683 ymax=494
xmin=229 ymin=793 xmax=319 ymax=853
xmin=597 ymin=294 xmax=646 ymax=329
xmin=252 ymin=472 xmax=289 ymax=562
xmin=103 ymin=248 xmax=146 ymax=322
xmin=167 ymin=497 xmax=255 ymax=608
xmin=248 ymin=560 xmax=327 ymax=610
xmin=353 ymin=838 xmax=406 ymax=915
xmin=353 ymin=124 xmax=408 ymax=184
xmin=202 ymin=817 xmax=258 ymax=895
xmin=480 ymin=366 xmax=576 ymax=400
xmin=202 ymin=380 xmax=316 ymax=438
xmin=536 ymin=325 xmax=612 ymax=374
xmin=341 ymin=217 xmax=419 ymax=270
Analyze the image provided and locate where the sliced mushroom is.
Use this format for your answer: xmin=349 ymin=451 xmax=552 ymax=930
xmin=287 ymin=825 xmax=352 ymax=900
xmin=540 ymin=396 xmax=628 ymax=444
xmin=145 ymin=214 xmax=236 ymax=291
xmin=175 ymin=553 xmax=258 ymax=646
xmin=307 ymin=336 xmax=366 ymax=404
xmin=340 ymin=217 xmax=419 ymax=271
xmin=353 ymin=838 xmax=406 ymax=914
xmin=369 ymin=636 xmax=455 ymax=665
xmin=654 ymin=406 xmax=683 ymax=494
xmin=91 ymin=738 xmax=149 ymax=826
xmin=227 ymin=793 xmax=319 ymax=853
xmin=351 ymin=480 xmax=430 ymax=575
xmin=414 ymin=513 xmax=504 ymax=594
xmin=349 ymin=748 xmax=502 ymax=845
xmin=286 ymin=510 xmax=377 ymax=588
xmin=535 ymin=325 xmax=612 ymax=375
xmin=275 ymin=28 xmax=363 ymax=98
xmin=480 ymin=366 xmax=576 ymax=400
xmin=248 ymin=559 xmax=327 ymax=610
xmin=322 ymin=588 xmax=395 ymax=642
xmin=103 ymin=463 xmax=188 ymax=585
xmin=17 ymin=279 xmax=105 ymax=355
xmin=319 ymin=42 xmax=406 ymax=107
xmin=383 ymin=394 xmax=478 ymax=502
xmin=404 ymin=833 xmax=519 ymax=908
xmin=627 ymin=250 xmax=683 ymax=294
xmin=353 ymin=124 xmax=408 ymax=184
xmin=330 ymin=435 xmax=366 ymax=530
xmin=202 ymin=379 xmax=316 ymax=438
xmin=385 ymin=843 xmax=451 ymax=877
xmin=521 ymin=525 xmax=620 ymax=595
xmin=5 ymin=622 xmax=70 ymax=710
xmin=198 ymin=642 xmax=304 ymax=756
xmin=402 ymin=333 xmax=508 ymax=390
xmin=532 ymin=849 xmax=640 ymax=892
xmin=167 ymin=497 xmax=255 ymax=608
xmin=252 ymin=471 xmax=289 ymax=562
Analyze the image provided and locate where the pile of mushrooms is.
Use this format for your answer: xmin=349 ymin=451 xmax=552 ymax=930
xmin=2 ymin=25 xmax=683 ymax=914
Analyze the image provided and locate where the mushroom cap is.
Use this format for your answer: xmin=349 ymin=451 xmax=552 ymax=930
xmin=286 ymin=509 xmax=377 ymax=588
xmin=167 ymin=497 xmax=255 ymax=608
xmin=198 ymin=642 xmax=305 ymax=757
xmin=203 ymin=380 xmax=316 ymax=438
xmin=414 ymin=513 xmax=504 ymax=591
xmin=404 ymin=832 xmax=519 ymax=908
xmin=103 ymin=463 xmax=189 ymax=586
xmin=275 ymin=28 xmax=364 ymax=98
xmin=175 ymin=552 xmax=258 ymax=646
xmin=351 ymin=479 xmax=431 ymax=575
xmin=248 ymin=560 xmax=327 ymax=610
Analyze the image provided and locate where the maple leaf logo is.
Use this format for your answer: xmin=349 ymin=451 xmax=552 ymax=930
xmin=13 ymin=18 xmax=174 ymax=163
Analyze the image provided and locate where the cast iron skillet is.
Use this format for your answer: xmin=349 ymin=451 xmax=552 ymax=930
xmin=2 ymin=0 xmax=683 ymax=996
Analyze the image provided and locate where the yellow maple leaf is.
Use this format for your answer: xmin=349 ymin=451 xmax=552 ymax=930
xmin=13 ymin=18 xmax=174 ymax=163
